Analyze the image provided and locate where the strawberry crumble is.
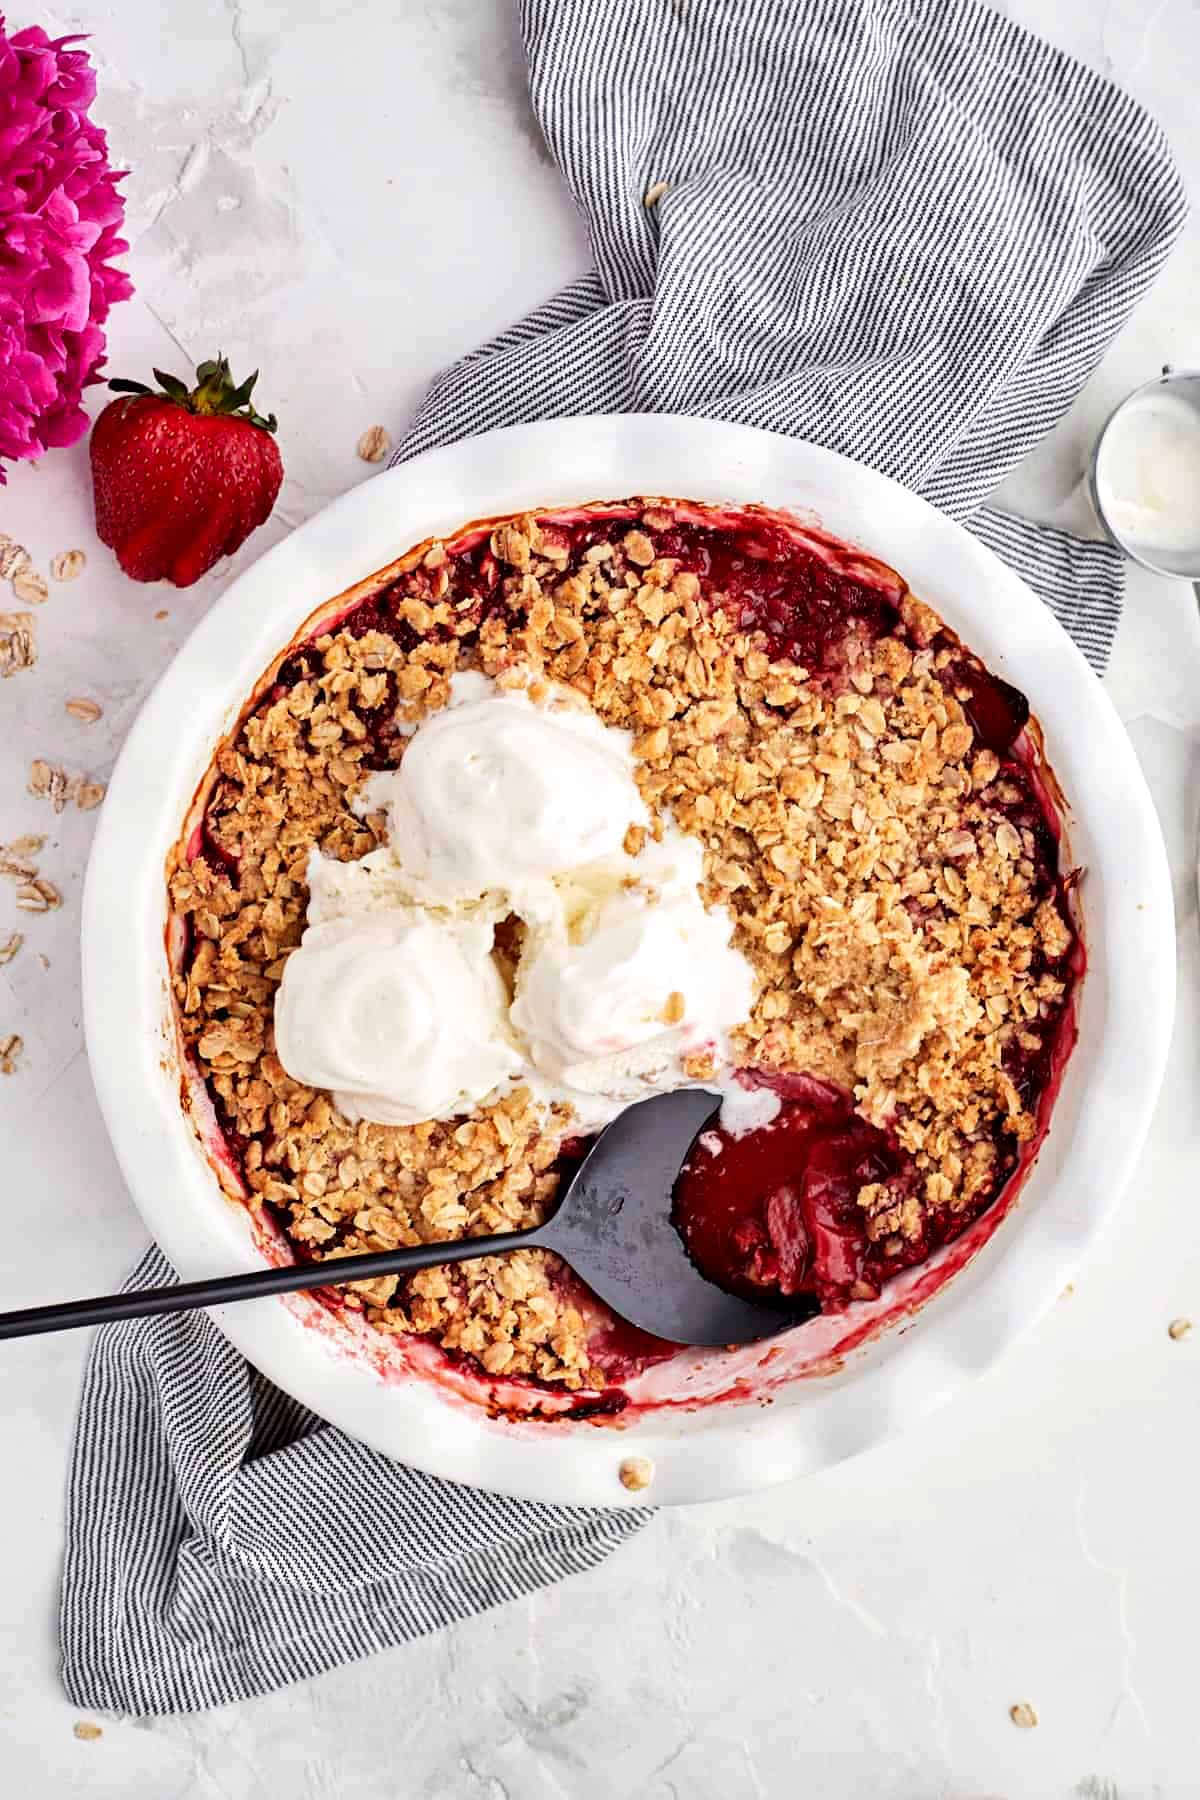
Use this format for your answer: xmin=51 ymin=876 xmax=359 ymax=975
xmin=167 ymin=498 xmax=1081 ymax=1397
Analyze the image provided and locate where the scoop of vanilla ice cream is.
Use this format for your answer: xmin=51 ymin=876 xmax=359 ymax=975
xmin=276 ymin=673 xmax=760 ymax=1136
xmin=356 ymin=671 xmax=647 ymax=904
xmin=274 ymin=911 xmax=521 ymax=1127
xmin=511 ymin=833 xmax=755 ymax=1125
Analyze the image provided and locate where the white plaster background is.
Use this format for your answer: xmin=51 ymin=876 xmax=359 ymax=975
xmin=1 ymin=2 xmax=1199 ymax=1795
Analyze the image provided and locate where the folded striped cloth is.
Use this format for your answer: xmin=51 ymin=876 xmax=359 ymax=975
xmin=399 ymin=0 xmax=1185 ymax=672
xmin=62 ymin=0 xmax=1184 ymax=1716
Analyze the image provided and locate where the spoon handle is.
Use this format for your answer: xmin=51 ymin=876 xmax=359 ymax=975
xmin=0 ymin=1228 xmax=543 ymax=1340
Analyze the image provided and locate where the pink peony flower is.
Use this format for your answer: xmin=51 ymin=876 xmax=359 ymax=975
xmin=0 ymin=15 xmax=132 ymax=480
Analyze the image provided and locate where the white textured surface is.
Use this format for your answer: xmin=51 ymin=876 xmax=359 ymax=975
xmin=0 ymin=0 xmax=1198 ymax=1792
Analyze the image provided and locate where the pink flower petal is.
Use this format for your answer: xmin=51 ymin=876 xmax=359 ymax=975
xmin=0 ymin=17 xmax=131 ymax=476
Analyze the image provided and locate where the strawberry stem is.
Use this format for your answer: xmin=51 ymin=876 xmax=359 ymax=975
xmin=108 ymin=354 xmax=278 ymax=433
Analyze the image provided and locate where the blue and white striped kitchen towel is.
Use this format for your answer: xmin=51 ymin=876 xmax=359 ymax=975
xmin=399 ymin=0 xmax=1186 ymax=673
xmin=62 ymin=0 xmax=1184 ymax=1717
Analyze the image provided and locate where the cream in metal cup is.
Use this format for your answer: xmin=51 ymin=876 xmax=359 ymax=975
xmin=1089 ymin=366 xmax=1200 ymax=583
xmin=1090 ymin=369 xmax=1200 ymax=912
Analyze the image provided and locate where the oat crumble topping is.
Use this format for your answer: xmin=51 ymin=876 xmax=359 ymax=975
xmin=168 ymin=501 xmax=1078 ymax=1393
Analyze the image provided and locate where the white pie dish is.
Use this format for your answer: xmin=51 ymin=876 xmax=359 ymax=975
xmin=82 ymin=415 xmax=1174 ymax=1507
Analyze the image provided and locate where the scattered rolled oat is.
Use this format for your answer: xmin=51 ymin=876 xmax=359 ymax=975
xmin=1009 ymin=1703 xmax=1038 ymax=1730
xmin=51 ymin=549 xmax=87 ymax=582
xmin=76 ymin=779 xmax=106 ymax=811
xmin=357 ymin=425 xmax=391 ymax=464
xmin=72 ymin=1721 xmax=103 ymax=1742
xmin=13 ymin=566 xmax=49 ymax=605
xmin=66 ymin=697 xmax=103 ymax=723
xmin=1168 ymin=1317 xmax=1192 ymax=1341
xmin=0 ymin=1034 xmax=22 ymax=1075
xmin=16 ymin=878 xmax=60 ymax=912
xmin=154 ymin=608 xmax=168 ymax=620
xmin=28 ymin=757 xmax=72 ymax=811
xmin=0 ymin=846 xmax=39 ymax=882
xmin=27 ymin=760 xmax=105 ymax=812
xmin=661 ymin=990 xmax=686 ymax=1025
xmin=643 ymin=180 xmax=669 ymax=207
xmin=0 ymin=933 xmax=22 ymax=966
xmin=0 ymin=610 xmax=36 ymax=678
xmin=619 ymin=1456 xmax=655 ymax=1493
xmin=0 ymin=536 xmax=30 ymax=580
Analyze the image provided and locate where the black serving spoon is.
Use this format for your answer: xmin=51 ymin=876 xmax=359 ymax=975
xmin=0 ymin=1090 xmax=799 ymax=1347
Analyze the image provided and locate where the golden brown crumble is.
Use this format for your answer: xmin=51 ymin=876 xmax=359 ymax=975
xmin=169 ymin=504 xmax=1075 ymax=1389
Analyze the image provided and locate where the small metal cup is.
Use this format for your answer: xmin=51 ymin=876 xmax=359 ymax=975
xmin=1088 ymin=366 xmax=1200 ymax=605
xmin=1092 ymin=368 xmax=1200 ymax=916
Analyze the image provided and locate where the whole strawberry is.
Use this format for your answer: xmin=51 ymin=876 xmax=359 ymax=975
xmin=90 ymin=356 xmax=283 ymax=588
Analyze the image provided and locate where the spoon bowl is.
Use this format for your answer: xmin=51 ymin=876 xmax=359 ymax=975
xmin=540 ymin=1089 xmax=797 ymax=1345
